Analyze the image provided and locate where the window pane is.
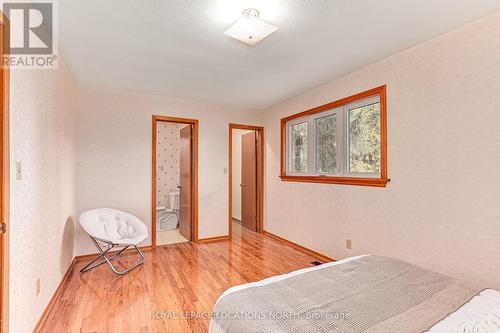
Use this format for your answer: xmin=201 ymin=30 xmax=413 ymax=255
xmin=349 ymin=103 xmax=381 ymax=173
xmin=315 ymin=114 xmax=338 ymax=174
xmin=290 ymin=122 xmax=308 ymax=172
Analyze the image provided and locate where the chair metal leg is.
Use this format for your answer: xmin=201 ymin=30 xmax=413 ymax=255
xmin=104 ymin=244 xmax=145 ymax=276
xmin=80 ymin=236 xmax=145 ymax=275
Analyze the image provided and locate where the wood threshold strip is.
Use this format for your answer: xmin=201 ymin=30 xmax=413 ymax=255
xmin=263 ymin=231 xmax=335 ymax=263
xmin=33 ymin=258 xmax=77 ymax=333
xmin=197 ymin=235 xmax=230 ymax=243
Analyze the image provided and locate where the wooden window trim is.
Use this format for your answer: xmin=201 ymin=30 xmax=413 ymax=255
xmin=280 ymin=85 xmax=388 ymax=187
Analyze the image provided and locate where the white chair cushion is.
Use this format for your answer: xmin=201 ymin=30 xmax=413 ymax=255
xmin=79 ymin=208 xmax=148 ymax=245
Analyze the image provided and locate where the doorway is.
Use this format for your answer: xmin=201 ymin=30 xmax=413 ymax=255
xmin=152 ymin=116 xmax=198 ymax=247
xmin=229 ymin=124 xmax=264 ymax=238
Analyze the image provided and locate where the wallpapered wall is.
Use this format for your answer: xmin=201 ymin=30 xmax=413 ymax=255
xmin=156 ymin=122 xmax=182 ymax=208
xmin=10 ymin=59 xmax=77 ymax=332
xmin=263 ymin=12 xmax=500 ymax=289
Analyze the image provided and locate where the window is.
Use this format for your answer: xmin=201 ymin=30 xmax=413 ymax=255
xmin=290 ymin=122 xmax=308 ymax=172
xmin=280 ymin=86 xmax=387 ymax=187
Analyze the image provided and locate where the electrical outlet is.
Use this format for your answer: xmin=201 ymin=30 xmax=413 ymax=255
xmin=15 ymin=162 xmax=22 ymax=180
xmin=36 ymin=278 xmax=41 ymax=296
xmin=346 ymin=239 xmax=352 ymax=250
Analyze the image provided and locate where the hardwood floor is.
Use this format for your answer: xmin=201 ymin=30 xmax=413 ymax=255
xmin=39 ymin=222 xmax=330 ymax=333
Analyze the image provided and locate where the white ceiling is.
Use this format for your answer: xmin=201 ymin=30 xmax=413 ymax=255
xmin=59 ymin=0 xmax=500 ymax=109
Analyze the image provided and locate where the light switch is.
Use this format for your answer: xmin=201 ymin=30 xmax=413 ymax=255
xmin=16 ymin=162 xmax=22 ymax=180
xmin=223 ymin=167 xmax=228 ymax=175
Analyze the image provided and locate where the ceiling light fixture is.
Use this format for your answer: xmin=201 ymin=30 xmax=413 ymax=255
xmin=223 ymin=8 xmax=278 ymax=46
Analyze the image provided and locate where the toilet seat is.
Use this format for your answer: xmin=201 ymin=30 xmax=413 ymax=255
xmin=156 ymin=206 xmax=178 ymax=231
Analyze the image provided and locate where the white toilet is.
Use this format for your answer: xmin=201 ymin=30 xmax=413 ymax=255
xmin=156 ymin=190 xmax=179 ymax=231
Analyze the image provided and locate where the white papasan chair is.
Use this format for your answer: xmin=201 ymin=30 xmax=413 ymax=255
xmin=79 ymin=208 xmax=148 ymax=275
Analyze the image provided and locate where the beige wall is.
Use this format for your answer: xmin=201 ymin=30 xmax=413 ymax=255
xmin=231 ymin=129 xmax=253 ymax=221
xmin=263 ymin=12 xmax=500 ymax=288
xmin=75 ymin=87 xmax=262 ymax=255
xmin=10 ymin=60 xmax=77 ymax=332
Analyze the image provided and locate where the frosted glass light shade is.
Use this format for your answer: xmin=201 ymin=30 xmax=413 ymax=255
xmin=224 ymin=15 xmax=278 ymax=46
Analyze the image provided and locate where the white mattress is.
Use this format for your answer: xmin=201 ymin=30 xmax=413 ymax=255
xmin=425 ymin=289 xmax=500 ymax=332
xmin=209 ymin=255 xmax=500 ymax=333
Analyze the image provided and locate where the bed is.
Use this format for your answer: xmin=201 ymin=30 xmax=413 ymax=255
xmin=209 ymin=255 xmax=500 ymax=333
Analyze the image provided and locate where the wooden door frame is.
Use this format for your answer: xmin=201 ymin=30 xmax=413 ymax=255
xmin=0 ymin=14 xmax=10 ymax=333
xmin=152 ymin=115 xmax=199 ymax=247
xmin=229 ymin=124 xmax=264 ymax=238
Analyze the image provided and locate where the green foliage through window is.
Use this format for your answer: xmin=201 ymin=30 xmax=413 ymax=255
xmin=315 ymin=114 xmax=337 ymax=173
xmin=285 ymin=91 xmax=384 ymax=183
xmin=291 ymin=122 xmax=308 ymax=172
xmin=348 ymin=103 xmax=380 ymax=173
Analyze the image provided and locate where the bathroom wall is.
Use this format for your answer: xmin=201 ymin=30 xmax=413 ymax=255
xmin=10 ymin=59 xmax=77 ymax=332
xmin=231 ymin=129 xmax=253 ymax=221
xmin=156 ymin=122 xmax=183 ymax=208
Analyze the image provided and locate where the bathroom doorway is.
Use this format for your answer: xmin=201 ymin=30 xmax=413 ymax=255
xmin=229 ymin=124 xmax=264 ymax=238
xmin=152 ymin=116 xmax=198 ymax=247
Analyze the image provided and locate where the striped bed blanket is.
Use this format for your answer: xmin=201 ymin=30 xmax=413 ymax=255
xmin=210 ymin=256 xmax=482 ymax=333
